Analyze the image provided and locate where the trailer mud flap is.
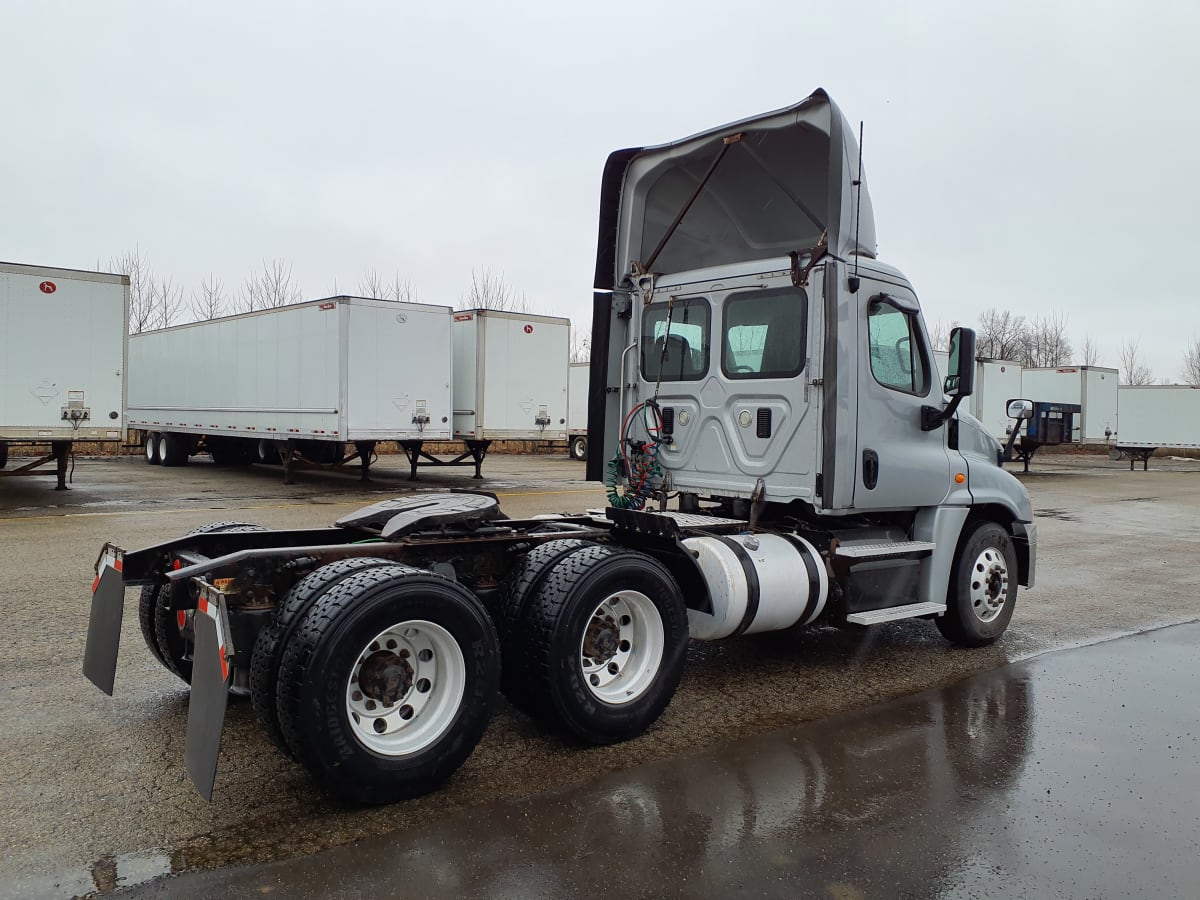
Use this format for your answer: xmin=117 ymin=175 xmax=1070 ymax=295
xmin=185 ymin=582 xmax=234 ymax=801
xmin=82 ymin=545 xmax=126 ymax=695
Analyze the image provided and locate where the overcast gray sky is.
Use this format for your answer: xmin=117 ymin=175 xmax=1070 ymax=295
xmin=3 ymin=1 xmax=1196 ymax=379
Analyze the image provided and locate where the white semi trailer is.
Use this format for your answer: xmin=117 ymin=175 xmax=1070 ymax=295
xmin=451 ymin=309 xmax=570 ymax=449
xmin=85 ymin=89 xmax=1036 ymax=806
xmin=127 ymin=296 xmax=456 ymax=482
xmin=1114 ymin=384 xmax=1200 ymax=469
xmin=1020 ymin=366 xmax=1118 ymax=443
xmin=970 ymin=359 xmax=1023 ymax=443
xmin=567 ymin=361 xmax=590 ymax=460
xmin=1 ymin=262 xmax=128 ymax=489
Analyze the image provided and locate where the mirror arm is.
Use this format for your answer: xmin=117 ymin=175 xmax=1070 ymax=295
xmin=921 ymin=394 xmax=964 ymax=432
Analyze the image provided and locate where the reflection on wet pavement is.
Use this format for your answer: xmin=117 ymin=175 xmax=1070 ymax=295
xmin=122 ymin=622 xmax=1200 ymax=899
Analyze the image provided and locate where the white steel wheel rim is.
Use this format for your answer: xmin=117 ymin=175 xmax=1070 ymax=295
xmin=145 ymin=436 xmax=156 ymax=462
xmin=969 ymin=547 xmax=1010 ymax=623
xmin=345 ymin=619 xmax=466 ymax=757
xmin=579 ymin=590 xmax=665 ymax=705
xmin=156 ymin=438 xmax=168 ymax=463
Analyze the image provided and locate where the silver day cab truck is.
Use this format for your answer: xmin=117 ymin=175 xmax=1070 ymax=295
xmin=84 ymin=89 xmax=1035 ymax=805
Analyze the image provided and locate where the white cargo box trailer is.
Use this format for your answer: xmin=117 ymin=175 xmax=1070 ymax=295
xmin=128 ymin=296 xmax=459 ymax=482
xmin=567 ymin=362 xmax=590 ymax=460
xmin=969 ymin=359 xmax=1023 ymax=442
xmin=1114 ymin=384 xmax=1200 ymax=469
xmin=452 ymin=309 xmax=569 ymax=443
xmin=1020 ymin=366 xmax=1118 ymax=443
xmin=1 ymin=262 xmax=128 ymax=489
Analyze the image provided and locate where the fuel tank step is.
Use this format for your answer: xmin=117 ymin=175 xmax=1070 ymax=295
xmin=834 ymin=540 xmax=935 ymax=559
xmin=846 ymin=601 xmax=946 ymax=625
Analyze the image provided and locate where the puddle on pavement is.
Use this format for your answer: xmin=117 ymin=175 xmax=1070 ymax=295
xmin=1033 ymin=506 xmax=1075 ymax=521
xmin=4 ymin=848 xmax=172 ymax=900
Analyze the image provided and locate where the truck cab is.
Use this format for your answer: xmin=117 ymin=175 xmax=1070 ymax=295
xmin=588 ymin=88 xmax=1034 ymax=635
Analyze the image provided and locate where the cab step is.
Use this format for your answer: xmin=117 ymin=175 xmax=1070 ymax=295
xmin=834 ymin=540 xmax=935 ymax=559
xmin=846 ymin=601 xmax=946 ymax=625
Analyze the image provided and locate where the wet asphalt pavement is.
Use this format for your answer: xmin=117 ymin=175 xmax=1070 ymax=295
xmin=121 ymin=621 xmax=1200 ymax=899
xmin=1 ymin=450 xmax=1199 ymax=897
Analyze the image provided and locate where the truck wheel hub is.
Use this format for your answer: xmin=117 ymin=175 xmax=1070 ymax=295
xmin=358 ymin=650 xmax=414 ymax=706
xmin=969 ymin=547 xmax=1009 ymax=622
xmin=582 ymin=616 xmax=620 ymax=663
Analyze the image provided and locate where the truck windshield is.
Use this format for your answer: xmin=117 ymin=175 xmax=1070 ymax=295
xmin=641 ymin=298 xmax=710 ymax=382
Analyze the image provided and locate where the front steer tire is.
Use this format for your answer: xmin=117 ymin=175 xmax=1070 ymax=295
xmin=936 ymin=520 xmax=1019 ymax=647
xmin=274 ymin=565 xmax=499 ymax=805
xmin=505 ymin=545 xmax=689 ymax=745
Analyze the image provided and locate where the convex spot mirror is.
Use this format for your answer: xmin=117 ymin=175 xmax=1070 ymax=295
xmin=943 ymin=327 xmax=976 ymax=397
xmin=1007 ymin=399 xmax=1034 ymax=420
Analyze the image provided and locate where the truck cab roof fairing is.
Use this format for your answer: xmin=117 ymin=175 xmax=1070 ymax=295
xmin=593 ymin=89 xmax=876 ymax=290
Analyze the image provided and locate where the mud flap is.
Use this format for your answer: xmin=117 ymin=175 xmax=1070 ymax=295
xmin=185 ymin=582 xmax=234 ymax=801
xmin=82 ymin=545 xmax=126 ymax=695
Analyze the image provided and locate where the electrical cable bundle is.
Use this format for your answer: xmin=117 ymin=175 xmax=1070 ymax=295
xmin=605 ymin=400 xmax=663 ymax=510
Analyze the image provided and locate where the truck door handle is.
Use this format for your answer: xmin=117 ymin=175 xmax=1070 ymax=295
xmin=862 ymin=449 xmax=879 ymax=490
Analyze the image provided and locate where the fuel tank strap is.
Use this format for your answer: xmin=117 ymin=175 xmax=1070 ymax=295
xmin=714 ymin=536 xmax=760 ymax=637
xmin=779 ymin=533 xmax=824 ymax=626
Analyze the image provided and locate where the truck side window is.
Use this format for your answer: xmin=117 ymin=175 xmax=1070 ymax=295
xmin=722 ymin=287 xmax=807 ymax=379
xmin=867 ymin=298 xmax=930 ymax=395
xmin=641 ymin=298 xmax=710 ymax=382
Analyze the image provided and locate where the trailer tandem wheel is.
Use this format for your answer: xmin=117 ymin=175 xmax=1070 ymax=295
xmin=144 ymin=433 xmax=160 ymax=465
xmin=274 ymin=565 xmax=499 ymax=804
xmin=506 ymin=545 xmax=689 ymax=745
xmin=936 ymin=521 xmax=1019 ymax=647
xmin=250 ymin=556 xmax=400 ymax=757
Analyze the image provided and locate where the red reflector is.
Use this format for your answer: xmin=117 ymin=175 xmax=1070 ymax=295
xmin=177 ymin=610 xmax=186 ymax=628
xmin=173 ymin=559 xmax=181 ymax=570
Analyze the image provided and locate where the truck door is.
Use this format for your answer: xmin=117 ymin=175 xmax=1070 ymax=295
xmin=645 ymin=275 xmax=820 ymax=503
xmin=853 ymin=286 xmax=952 ymax=509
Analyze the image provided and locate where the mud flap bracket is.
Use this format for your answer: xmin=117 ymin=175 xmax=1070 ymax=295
xmin=185 ymin=581 xmax=234 ymax=801
xmin=82 ymin=544 xmax=127 ymax=696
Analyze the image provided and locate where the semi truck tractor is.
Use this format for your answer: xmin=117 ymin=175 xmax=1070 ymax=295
xmin=84 ymin=89 xmax=1035 ymax=805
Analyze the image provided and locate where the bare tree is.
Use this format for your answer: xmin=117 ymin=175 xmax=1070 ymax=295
xmin=1182 ymin=336 xmax=1200 ymax=387
xmin=359 ymin=269 xmax=416 ymax=303
xmin=1119 ymin=337 xmax=1154 ymax=385
xmin=1024 ymin=312 xmax=1073 ymax=367
xmin=1079 ymin=334 xmax=1100 ymax=366
xmin=240 ymin=259 xmax=303 ymax=312
xmin=459 ymin=267 xmax=531 ymax=312
xmin=108 ymin=247 xmax=183 ymax=333
xmin=190 ymin=273 xmax=225 ymax=320
xmin=927 ymin=318 xmax=959 ymax=352
xmin=149 ymin=275 xmax=185 ymax=330
xmin=975 ymin=308 xmax=1028 ymax=361
xmin=570 ymin=324 xmax=591 ymax=363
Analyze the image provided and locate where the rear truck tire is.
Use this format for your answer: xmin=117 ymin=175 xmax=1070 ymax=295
xmin=161 ymin=432 xmax=189 ymax=467
xmin=144 ymin=433 xmax=161 ymax=465
xmin=144 ymin=522 xmax=268 ymax=684
xmin=505 ymin=545 xmax=689 ymax=745
xmin=497 ymin=540 xmax=615 ymax=702
xmin=274 ymin=565 xmax=499 ymax=804
xmin=495 ymin=539 xmax=608 ymax=639
xmin=0 ymin=441 xmax=7 ymax=469
xmin=936 ymin=521 xmax=1018 ymax=647
xmin=569 ymin=435 xmax=588 ymax=461
xmin=250 ymin=556 xmax=399 ymax=757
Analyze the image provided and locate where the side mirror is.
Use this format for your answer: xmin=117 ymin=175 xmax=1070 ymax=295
xmin=1007 ymin=399 xmax=1034 ymax=420
xmin=944 ymin=327 xmax=976 ymax=397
